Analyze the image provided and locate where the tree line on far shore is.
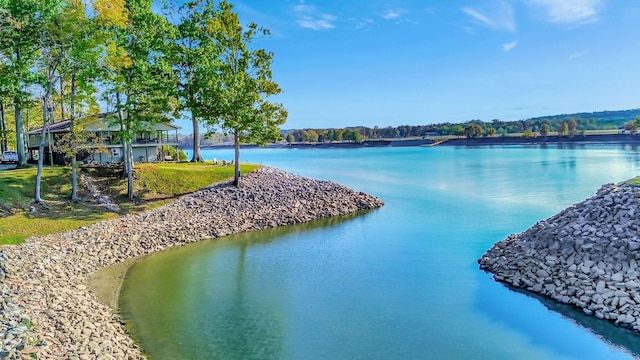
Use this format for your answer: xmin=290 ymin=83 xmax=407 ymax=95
xmin=283 ymin=109 xmax=640 ymax=143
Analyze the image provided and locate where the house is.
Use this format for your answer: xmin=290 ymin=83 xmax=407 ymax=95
xmin=27 ymin=115 xmax=181 ymax=165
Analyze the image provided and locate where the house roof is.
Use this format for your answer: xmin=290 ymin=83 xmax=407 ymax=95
xmin=27 ymin=114 xmax=181 ymax=135
xmin=26 ymin=120 xmax=73 ymax=135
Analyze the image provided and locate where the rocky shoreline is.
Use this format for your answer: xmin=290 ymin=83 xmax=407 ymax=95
xmin=479 ymin=182 xmax=640 ymax=333
xmin=0 ymin=167 xmax=384 ymax=359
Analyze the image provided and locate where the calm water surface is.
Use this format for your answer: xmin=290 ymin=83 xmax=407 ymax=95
xmin=120 ymin=145 xmax=640 ymax=359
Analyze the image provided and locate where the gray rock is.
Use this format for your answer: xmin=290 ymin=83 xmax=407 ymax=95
xmin=612 ymin=272 xmax=624 ymax=282
xmin=479 ymin=183 xmax=640 ymax=335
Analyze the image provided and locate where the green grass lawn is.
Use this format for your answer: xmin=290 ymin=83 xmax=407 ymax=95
xmin=0 ymin=162 xmax=260 ymax=245
xmin=627 ymin=177 xmax=640 ymax=186
xmin=134 ymin=163 xmax=260 ymax=196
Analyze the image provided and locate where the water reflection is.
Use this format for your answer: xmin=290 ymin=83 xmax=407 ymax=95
xmin=119 ymin=211 xmax=375 ymax=359
xmin=474 ymin=270 xmax=640 ymax=359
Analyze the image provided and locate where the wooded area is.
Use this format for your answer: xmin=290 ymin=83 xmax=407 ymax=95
xmin=0 ymin=0 xmax=287 ymax=200
xmin=282 ymin=109 xmax=640 ymax=143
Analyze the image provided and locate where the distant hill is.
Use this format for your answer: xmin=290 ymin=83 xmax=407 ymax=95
xmin=526 ymin=109 xmax=640 ymax=128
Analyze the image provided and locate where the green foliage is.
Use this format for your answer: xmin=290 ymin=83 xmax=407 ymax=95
xmin=623 ymin=117 xmax=640 ymax=134
xmin=168 ymin=0 xmax=223 ymax=160
xmin=202 ymin=2 xmax=287 ymax=144
xmin=193 ymin=1 xmax=286 ymax=185
xmin=0 ymin=0 xmax=60 ymax=166
xmin=540 ymin=123 xmax=550 ymax=137
xmin=284 ymin=109 xmax=640 ymax=143
xmin=452 ymin=125 xmax=464 ymax=137
xmin=161 ymin=146 xmax=188 ymax=161
xmin=464 ymin=123 xmax=484 ymax=138
xmin=558 ymin=122 xmax=568 ymax=136
xmin=96 ymin=0 xmax=178 ymax=198
xmin=522 ymin=129 xmax=535 ymax=138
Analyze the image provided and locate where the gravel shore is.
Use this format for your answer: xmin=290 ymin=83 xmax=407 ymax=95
xmin=0 ymin=167 xmax=384 ymax=359
xmin=479 ymin=182 xmax=640 ymax=333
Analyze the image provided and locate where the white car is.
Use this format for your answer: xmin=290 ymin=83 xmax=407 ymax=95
xmin=1 ymin=151 xmax=18 ymax=164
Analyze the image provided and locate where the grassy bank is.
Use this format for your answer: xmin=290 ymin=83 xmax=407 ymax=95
xmin=0 ymin=162 xmax=260 ymax=245
xmin=627 ymin=177 xmax=640 ymax=186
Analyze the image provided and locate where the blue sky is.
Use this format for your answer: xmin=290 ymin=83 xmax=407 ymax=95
xmin=178 ymin=0 xmax=640 ymax=131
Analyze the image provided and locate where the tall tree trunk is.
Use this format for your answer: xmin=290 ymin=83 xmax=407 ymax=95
xmin=233 ymin=128 xmax=240 ymax=187
xmin=35 ymin=97 xmax=50 ymax=203
xmin=15 ymin=104 xmax=26 ymax=167
xmin=70 ymin=72 xmax=78 ymax=202
xmin=127 ymin=140 xmax=134 ymax=199
xmin=59 ymin=75 xmax=65 ymax=122
xmin=119 ymin=121 xmax=128 ymax=176
xmin=116 ymin=92 xmax=134 ymax=199
xmin=0 ymin=101 xmax=6 ymax=153
xmin=14 ymin=46 xmax=26 ymax=167
xmin=116 ymin=92 xmax=128 ymax=175
xmin=190 ymin=110 xmax=203 ymax=162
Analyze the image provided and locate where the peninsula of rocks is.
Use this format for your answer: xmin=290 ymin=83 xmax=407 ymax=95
xmin=480 ymin=182 xmax=640 ymax=333
xmin=0 ymin=167 xmax=384 ymax=359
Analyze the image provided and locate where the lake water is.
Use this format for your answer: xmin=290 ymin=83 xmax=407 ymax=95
xmin=120 ymin=145 xmax=640 ymax=359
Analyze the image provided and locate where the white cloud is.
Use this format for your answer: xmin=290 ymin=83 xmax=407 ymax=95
xmin=462 ymin=2 xmax=516 ymax=32
xmin=502 ymin=41 xmax=518 ymax=52
xmin=382 ymin=8 xmax=407 ymax=20
xmin=293 ymin=2 xmax=337 ymax=30
xmin=528 ymin=0 xmax=602 ymax=25
xmin=462 ymin=8 xmax=494 ymax=27
xmin=355 ymin=18 xmax=375 ymax=30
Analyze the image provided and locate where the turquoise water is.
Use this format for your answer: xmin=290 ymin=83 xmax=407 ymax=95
xmin=121 ymin=145 xmax=640 ymax=359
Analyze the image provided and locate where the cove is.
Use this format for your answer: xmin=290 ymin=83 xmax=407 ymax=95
xmin=121 ymin=145 xmax=640 ymax=359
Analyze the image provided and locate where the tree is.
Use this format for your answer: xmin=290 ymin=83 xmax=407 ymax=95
xmin=306 ymin=129 xmax=318 ymax=142
xmin=333 ymin=129 xmax=343 ymax=142
xmin=202 ymin=1 xmax=287 ymax=187
xmin=452 ymin=125 xmax=464 ymax=137
xmin=286 ymin=133 xmax=294 ymax=143
xmin=170 ymin=0 xmax=221 ymax=162
xmin=343 ymin=129 xmax=353 ymax=142
xmin=487 ymin=127 xmax=496 ymax=137
xmin=464 ymin=123 xmax=484 ymax=138
xmin=568 ymin=118 xmax=578 ymax=137
xmin=53 ymin=0 xmax=103 ymax=202
xmin=317 ymin=130 xmax=327 ymax=142
xmin=558 ymin=122 xmax=568 ymax=137
xmin=96 ymin=0 xmax=177 ymax=199
xmin=522 ymin=129 xmax=534 ymax=138
xmin=34 ymin=0 xmax=64 ymax=203
xmin=540 ymin=123 xmax=550 ymax=137
xmin=0 ymin=0 xmax=56 ymax=166
xmin=353 ymin=130 xmax=362 ymax=143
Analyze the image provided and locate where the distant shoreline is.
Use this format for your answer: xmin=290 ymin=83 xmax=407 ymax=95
xmin=191 ymin=134 xmax=640 ymax=150
xmin=437 ymin=134 xmax=640 ymax=146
